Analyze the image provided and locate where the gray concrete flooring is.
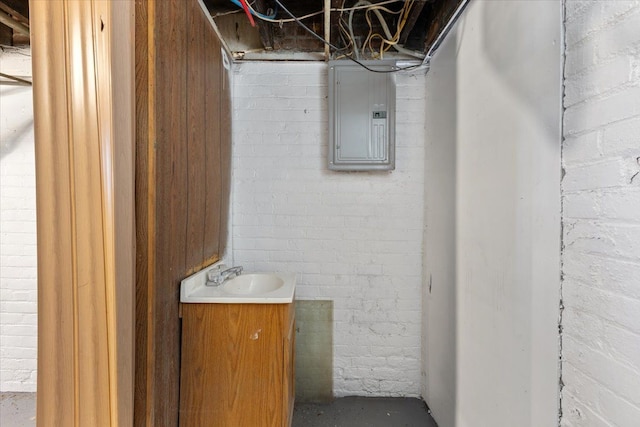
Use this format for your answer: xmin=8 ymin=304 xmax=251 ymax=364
xmin=293 ymin=397 xmax=438 ymax=427
xmin=0 ymin=392 xmax=36 ymax=427
xmin=1 ymin=393 xmax=438 ymax=427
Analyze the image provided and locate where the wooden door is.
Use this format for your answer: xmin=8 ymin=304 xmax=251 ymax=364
xmin=30 ymin=0 xmax=135 ymax=425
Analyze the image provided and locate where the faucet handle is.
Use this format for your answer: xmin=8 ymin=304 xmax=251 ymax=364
xmin=206 ymin=264 xmax=225 ymax=286
xmin=206 ymin=265 xmax=218 ymax=277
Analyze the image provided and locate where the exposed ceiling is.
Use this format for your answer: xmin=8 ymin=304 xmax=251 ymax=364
xmin=203 ymin=0 xmax=466 ymax=61
xmin=0 ymin=0 xmax=29 ymax=47
xmin=0 ymin=0 xmax=465 ymax=68
xmin=0 ymin=0 xmax=30 ymax=86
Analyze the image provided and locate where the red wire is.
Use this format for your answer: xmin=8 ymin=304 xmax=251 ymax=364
xmin=239 ymin=0 xmax=256 ymax=27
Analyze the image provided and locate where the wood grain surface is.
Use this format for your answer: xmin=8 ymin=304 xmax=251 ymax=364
xmin=179 ymin=304 xmax=295 ymax=427
xmin=135 ymin=0 xmax=232 ymax=425
xmin=31 ymin=0 xmax=135 ymax=425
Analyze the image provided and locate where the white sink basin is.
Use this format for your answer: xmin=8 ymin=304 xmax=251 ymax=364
xmin=180 ymin=262 xmax=295 ymax=304
xmin=223 ymin=274 xmax=285 ymax=295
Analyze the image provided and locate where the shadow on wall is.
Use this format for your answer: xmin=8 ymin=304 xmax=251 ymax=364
xmin=0 ymin=119 xmax=34 ymax=159
xmin=481 ymin=2 xmax=561 ymax=142
xmin=0 ymin=85 xmax=33 ymax=159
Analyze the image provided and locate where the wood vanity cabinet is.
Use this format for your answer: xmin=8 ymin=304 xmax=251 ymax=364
xmin=179 ymin=302 xmax=295 ymax=427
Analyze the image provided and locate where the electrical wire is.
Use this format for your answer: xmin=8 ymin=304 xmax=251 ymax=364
xmin=348 ymin=0 xmax=403 ymax=58
xmin=228 ymin=0 xmax=277 ymax=20
xmin=273 ymin=0 xmax=424 ymax=73
xmin=337 ymin=0 xmax=355 ymax=54
xmin=337 ymin=14 xmax=354 ymax=56
xmin=335 ymin=0 xmax=402 ymax=13
xmin=229 ymin=0 xmax=404 ymax=24
xmin=346 ymin=0 xmax=423 ymax=60
xmin=238 ymin=0 xmax=256 ymax=26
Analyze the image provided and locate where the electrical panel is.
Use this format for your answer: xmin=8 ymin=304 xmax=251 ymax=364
xmin=328 ymin=60 xmax=396 ymax=171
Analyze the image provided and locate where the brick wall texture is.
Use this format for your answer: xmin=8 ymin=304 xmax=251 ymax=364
xmin=0 ymin=47 xmax=37 ymax=392
xmin=561 ymin=1 xmax=640 ymax=425
xmin=2 ymin=3 xmax=640 ymax=416
xmin=231 ymin=61 xmax=427 ymax=397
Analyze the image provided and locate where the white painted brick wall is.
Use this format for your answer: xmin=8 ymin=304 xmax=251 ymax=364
xmin=0 ymin=47 xmax=37 ymax=392
xmin=231 ymin=61 xmax=426 ymax=397
xmin=562 ymin=1 xmax=640 ymax=425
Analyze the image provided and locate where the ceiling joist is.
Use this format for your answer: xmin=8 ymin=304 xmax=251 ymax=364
xmin=0 ymin=8 xmax=28 ymax=36
xmin=204 ymin=0 xmax=466 ymax=62
xmin=0 ymin=0 xmax=29 ymax=46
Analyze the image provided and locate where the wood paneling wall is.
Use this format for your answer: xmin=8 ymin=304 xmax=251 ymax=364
xmin=31 ymin=0 xmax=135 ymax=425
xmin=135 ymin=0 xmax=232 ymax=425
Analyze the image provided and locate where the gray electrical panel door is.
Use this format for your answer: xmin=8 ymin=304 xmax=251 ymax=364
xmin=328 ymin=60 xmax=396 ymax=171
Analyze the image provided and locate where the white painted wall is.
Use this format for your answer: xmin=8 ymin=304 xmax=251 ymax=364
xmin=455 ymin=3 xmax=562 ymax=425
xmin=422 ymin=27 xmax=457 ymax=427
xmin=231 ymin=61 xmax=427 ymax=397
xmin=423 ymin=1 xmax=562 ymax=426
xmin=561 ymin=1 xmax=640 ymax=426
xmin=0 ymin=47 xmax=37 ymax=392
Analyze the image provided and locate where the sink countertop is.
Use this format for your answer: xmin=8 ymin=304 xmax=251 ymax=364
xmin=180 ymin=262 xmax=296 ymax=304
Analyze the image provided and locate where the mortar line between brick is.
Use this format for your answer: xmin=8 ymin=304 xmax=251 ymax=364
xmin=563 ymin=249 xmax=640 ymax=265
xmin=563 ymin=320 xmax=640 ymax=348
xmin=563 ymin=326 xmax=640 ymax=359
xmin=562 ymin=359 xmax=640 ymax=409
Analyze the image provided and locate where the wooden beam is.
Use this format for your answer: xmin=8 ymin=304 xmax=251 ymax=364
xmin=0 ymin=8 xmax=28 ymax=36
xmin=254 ymin=0 xmax=273 ymax=50
xmin=0 ymin=0 xmax=29 ymax=24
xmin=398 ymin=0 xmax=426 ymax=45
xmin=324 ymin=0 xmax=330 ymax=59
xmin=0 ymin=22 xmax=12 ymax=45
xmin=423 ymin=0 xmax=463 ymax=53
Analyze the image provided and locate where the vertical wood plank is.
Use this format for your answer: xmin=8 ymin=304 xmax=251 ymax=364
xmin=94 ymin=1 xmax=136 ymax=424
xmin=31 ymin=2 xmax=75 ymax=423
xmin=185 ymin=0 xmax=207 ymax=272
xmin=203 ymin=21 xmax=222 ymax=262
xmin=153 ymin=0 xmax=188 ymax=424
xmin=64 ymin=2 xmax=111 ymax=422
xmin=135 ymin=1 xmax=233 ymax=424
xmin=134 ymin=0 xmax=151 ymax=424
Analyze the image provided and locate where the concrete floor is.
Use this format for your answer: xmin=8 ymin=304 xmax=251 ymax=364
xmin=293 ymin=397 xmax=438 ymax=427
xmin=1 ymin=393 xmax=438 ymax=427
xmin=0 ymin=393 xmax=36 ymax=427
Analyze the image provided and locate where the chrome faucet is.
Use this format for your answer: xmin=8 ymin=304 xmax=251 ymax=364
xmin=206 ymin=265 xmax=243 ymax=286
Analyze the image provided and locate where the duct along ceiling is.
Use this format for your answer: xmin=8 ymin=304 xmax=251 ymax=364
xmin=202 ymin=0 xmax=466 ymax=61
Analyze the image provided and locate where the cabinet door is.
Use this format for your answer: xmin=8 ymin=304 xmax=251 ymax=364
xmin=180 ymin=304 xmax=286 ymax=427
